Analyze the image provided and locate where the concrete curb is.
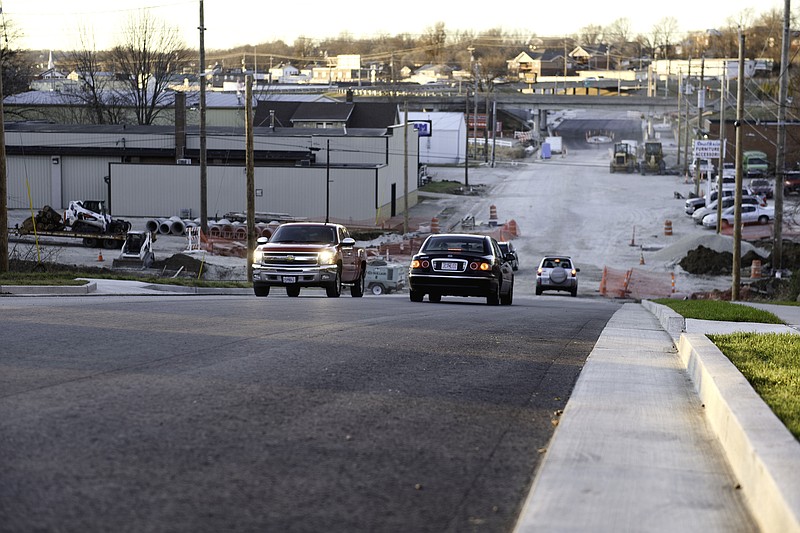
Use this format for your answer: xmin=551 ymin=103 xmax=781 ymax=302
xmin=641 ymin=299 xmax=685 ymax=340
xmin=0 ymin=281 xmax=97 ymax=295
xmin=677 ymin=334 xmax=800 ymax=533
xmin=642 ymin=300 xmax=800 ymax=532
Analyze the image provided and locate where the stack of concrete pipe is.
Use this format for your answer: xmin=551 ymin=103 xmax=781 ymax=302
xmin=144 ymin=216 xmax=277 ymax=240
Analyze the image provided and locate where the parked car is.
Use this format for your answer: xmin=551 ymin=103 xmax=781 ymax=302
xmin=408 ymin=233 xmax=514 ymax=305
xmin=749 ymin=178 xmax=774 ymax=199
xmin=692 ymin=195 xmax=763 ymax=224
xmin=535 ymin=256 xmax=579 ymax=297
xmin=498 ymin=241 xmax=519 ymax=271
xmin=702 ymin=204 xmax=775 ymax=228
xmin=684 ymin=196 xmax=708 ymax=215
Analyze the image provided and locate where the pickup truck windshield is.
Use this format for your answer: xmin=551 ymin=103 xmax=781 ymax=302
xmin=271 ymin=225 xmax=336 ymax=244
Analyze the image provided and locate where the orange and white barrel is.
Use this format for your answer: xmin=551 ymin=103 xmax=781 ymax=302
xmin=664 ymin=220 xmax=673 ymax=236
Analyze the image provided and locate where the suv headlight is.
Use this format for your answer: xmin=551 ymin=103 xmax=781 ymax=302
xmin=318 ymin=249 xmax=336 ymax=265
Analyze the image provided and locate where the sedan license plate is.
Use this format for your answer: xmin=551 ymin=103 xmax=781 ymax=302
xmin=441 ymin=262 xmax=459 ymax=271
xmin=282 ymin=276 xmax=297 ymax=284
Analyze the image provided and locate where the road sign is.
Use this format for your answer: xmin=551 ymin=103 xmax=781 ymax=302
xmin=693 ymin=139 xmax=721 ymax=159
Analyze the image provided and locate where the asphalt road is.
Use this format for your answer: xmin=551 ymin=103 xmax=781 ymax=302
xmin=0 ymin=293 xmax=619 ymax=532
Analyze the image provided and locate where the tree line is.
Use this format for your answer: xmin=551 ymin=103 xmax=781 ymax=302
xmin=1 ymin=8 xmax=797 ymax=126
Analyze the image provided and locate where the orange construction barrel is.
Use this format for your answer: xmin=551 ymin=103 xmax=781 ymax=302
xmin=751 ymin=259 xmax=762 ymax=279
xmin=430 ymin=217 xmax=440 ymax=234
xmin=664 ymin=220 xmax=673 ymax=236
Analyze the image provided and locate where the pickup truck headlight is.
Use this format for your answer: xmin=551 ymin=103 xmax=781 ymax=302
xmin=252 ymin=249 xmax=264 ymax=263
xmin=318 ymin=249 xmax=336 ymax=265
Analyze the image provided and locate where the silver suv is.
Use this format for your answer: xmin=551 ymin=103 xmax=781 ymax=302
xmin=536 ymin=256 xmax=579 ymax=297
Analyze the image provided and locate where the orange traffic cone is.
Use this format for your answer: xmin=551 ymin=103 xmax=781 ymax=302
xmin=639 ymin=252 xmax=645 ymax=265
xmin=97 ymin=251 xmax=104 ymax=262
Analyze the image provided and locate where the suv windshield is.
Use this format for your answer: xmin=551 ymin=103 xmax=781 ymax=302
xmin=270 ymin=225 xmax=336 ymax=244
xmin=542 ymin=257 xmax=572 ymax=269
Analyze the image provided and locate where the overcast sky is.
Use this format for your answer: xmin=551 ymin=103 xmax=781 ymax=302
xmin=4 ymin=0 xmax=788 ymax=52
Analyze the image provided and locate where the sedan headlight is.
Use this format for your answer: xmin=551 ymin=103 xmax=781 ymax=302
xmin=318 ymin=249 xmax=336 ymax=265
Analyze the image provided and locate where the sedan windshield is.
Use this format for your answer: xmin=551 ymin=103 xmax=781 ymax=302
xmin=423 ymin=236 xmax=488 ymax=254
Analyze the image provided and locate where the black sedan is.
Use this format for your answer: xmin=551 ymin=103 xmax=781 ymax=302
xmin=408 ymin=233 xmax=514 ymax=305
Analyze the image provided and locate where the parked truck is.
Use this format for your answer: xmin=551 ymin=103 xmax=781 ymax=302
xmin=251 ymin=222 xmax=367 ymax=298
xmin=14 ymin=200 xmax=132 ymax=248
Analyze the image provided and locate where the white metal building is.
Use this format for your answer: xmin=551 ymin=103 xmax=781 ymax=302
xmin=408 ymin=112 xmax=466 ymax=165
xmin=5 ymin=122 xmax=420 ymax=226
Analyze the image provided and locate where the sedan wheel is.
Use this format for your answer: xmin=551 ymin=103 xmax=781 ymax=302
xmin=429 ymin=293 xmax=442 ymax=303
xmin=486 ymin=282 xmax=500 ymax=306
xmin=409 ymin=289 xmax=424 ymax=302
xmin=500 ymin=281 xmax=513 ymax=305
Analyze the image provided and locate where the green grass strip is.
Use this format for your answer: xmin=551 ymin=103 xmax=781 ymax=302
xmin=653 ymin=299 xmax=784 ymax=324
xmin=708 ymin=332 xmax=800 ymax=441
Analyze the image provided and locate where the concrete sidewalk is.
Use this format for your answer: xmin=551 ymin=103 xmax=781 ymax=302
xmin=515 ymin=303 xmax=800 ymax=533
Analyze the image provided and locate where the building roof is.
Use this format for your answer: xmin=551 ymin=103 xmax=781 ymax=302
xmin=253 ymin=101 xmax=399 ymax=130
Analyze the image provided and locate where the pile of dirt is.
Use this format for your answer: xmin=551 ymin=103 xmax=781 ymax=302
xmin=679 ymin=246 xmax=764 ymax=275
xmin=153 ymin=253 xmax=205 ymax=275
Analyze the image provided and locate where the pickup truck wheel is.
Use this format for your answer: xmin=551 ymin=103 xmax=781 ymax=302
xmin=370 ymin=283 xmax=384 ymax=295
xmin=254 ymin=285 xmax=270 ymax=297
xmin=286 ymin=286 xmax=301 ymax=297
xmin=350 ymin=270 xmax=365 ymax=297
xmin=326 ymin=269 xmax=342 ymax=297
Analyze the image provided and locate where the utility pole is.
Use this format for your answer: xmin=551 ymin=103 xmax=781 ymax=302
xmin=733 ymin=31 xmax=746 ymax=301
xmin=676 ymin=68 xmax=682 ymax=166
xmin=774 ymin=0 xmax=791 ymax=272
xmin=464 ymin=90 xmax=469 ymax=187
xmin=694 ymin=56 xmax=705 ymax=198
xmin=403 ymin=102 xmax=409 ymax=235
xmin=0 ymin=59 xmax=8 ymax=273
xmin=199 ymin=0 xmax=208 ymax=236
xmin=245 ymin=75 xmax=255 ymax=282
xmin=717 ymin=69 xmax=727 ymax=233
xmin=682 ymin=57 xmax=692 ymax=179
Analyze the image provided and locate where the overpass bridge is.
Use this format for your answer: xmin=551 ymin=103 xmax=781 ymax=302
xmin=343 ymin=85 xmax=679 ymax=116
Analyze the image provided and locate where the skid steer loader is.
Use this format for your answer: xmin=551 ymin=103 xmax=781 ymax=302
xmin=112 ymin=230 xmax=156 ymax=269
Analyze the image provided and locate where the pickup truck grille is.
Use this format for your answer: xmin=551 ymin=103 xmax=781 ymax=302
xmin=260 ymin=252 xmax=319 ymax=267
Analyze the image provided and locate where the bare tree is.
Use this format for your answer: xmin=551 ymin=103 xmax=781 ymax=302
xmin=422 ymin=22 xmax=448 ymax=64
xmin=651 ymin=17 xmax=680 ymax=59
xmin=108 ymin=11 xmax=192 ymax=125
xmin=605 ymin=18 xmax=633 ymax=46
xmin=1 ymin=21 xmax=35 ymax=97
xmin=576 ymin=25 xmax=605 ymax=47
xmin=63 ymin=28 xmax=126 ymax=124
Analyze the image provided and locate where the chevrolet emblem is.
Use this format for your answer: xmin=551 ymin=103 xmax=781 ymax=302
xmin=286 ymin=255 xmax=295 ymax=261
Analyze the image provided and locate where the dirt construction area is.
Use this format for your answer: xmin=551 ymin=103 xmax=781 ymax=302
xmin=7 ymin=109 xmax=800 ymax=299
